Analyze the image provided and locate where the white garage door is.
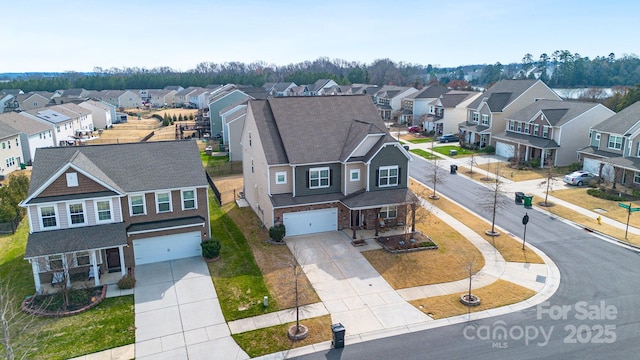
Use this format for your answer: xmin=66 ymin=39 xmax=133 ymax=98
xmin=283 ymin=208 xmax=338 ymax=237
xmin=495 ymin=142 xmax=515 ymax=159
xmin=582 ymin=158 xmax=613 ymax=181
xmin=133 ymin=231 xmax=202 ymax=265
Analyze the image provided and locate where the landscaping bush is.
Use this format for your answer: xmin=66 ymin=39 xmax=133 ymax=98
xmin=269 ymin=224 xmax=286 ymax=243
xmin=151 ymin=114 xmax=163 ymax=121
xmin=117 ymin=274 xmax=136 ymax=289
xmin=587 ymin=188 xmax=624 ymax=201
xmin=201 ymin=238 xmax=221 ymax=259
xmin=568 ymin=162 xmax=582 ymax=172
xmin=529 ymin=158 xmax=540 ymax=168
xmin=484 ymin=145 xmax=495 ymax=154
xmin=68 ymin=288 xmax=91 ymax=305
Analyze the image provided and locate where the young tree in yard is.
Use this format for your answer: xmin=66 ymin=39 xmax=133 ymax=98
xmin=467 ymin=153 xmax=478 ymax=174
xmin=0 ymin=173 xmax=29 ymax=233
xmin=189 ymin=113 xmax=194 ymax=121
xmin=427 ymin=141 xmax=447 ymax=199
xmin=461 ymin=253 xmax=480 ymax=312
xmin=538 ymin=161 xmax=562 ymax=207
xmin=283 ymin=244 xmax=310 ymax=340
xmin=178 ymin=114 xmax=183 ymax=122
xmin=480 ymin=162 xmax=509 ymax=239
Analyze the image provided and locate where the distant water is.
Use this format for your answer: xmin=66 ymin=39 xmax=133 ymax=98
xmin=552 ymin=88 xmax=614 ymax=99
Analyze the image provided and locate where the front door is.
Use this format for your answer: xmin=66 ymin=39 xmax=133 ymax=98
xmin=106 ymin=248 xmax=120 ymax=273
xmin=351 ymin=210 xmax=361 ymax=227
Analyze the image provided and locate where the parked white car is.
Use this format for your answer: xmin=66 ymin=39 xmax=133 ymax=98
xmin=564 ymin=171 xmax=597 ymax=186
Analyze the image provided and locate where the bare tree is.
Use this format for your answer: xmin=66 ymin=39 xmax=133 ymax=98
xmin=427 ymin=141 xmax=447 ymax=199
xmin=467 ymin=153 xmax=477 ymax=174
xmin=280 ymin=244 xmax=313 ymax=340
xmin=538 ymin=160 xmax=562 ymax=206
xmin=461 ymin=252 xmax=480 ymax=312
xmin=480 ymin=162 xmax=509 ymax=238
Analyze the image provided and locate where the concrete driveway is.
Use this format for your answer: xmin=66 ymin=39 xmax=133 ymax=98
xmin=134 ymin=257 xmax=248 ymax=360
xmin=286 ymin=232 xmax=430 ymax=336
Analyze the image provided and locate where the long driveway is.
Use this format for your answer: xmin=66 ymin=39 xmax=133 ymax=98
xmin=134 ymin=258 xmax=248 ymax=360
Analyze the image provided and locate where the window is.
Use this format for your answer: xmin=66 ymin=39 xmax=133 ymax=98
xmin=635 ymin=172 xmax=640 ymax=184
xmin=516 ymin=122 xmax=522 ymax=132
xmin=524 ymin=123 xmax=530 ymax=134
xmin=508 ymin=121 xmax=515 ymax=131
xmin=48 ymin=255 xmax=63 ymax=270
xmin=533 ymin=124 xmax=539 ymax=136
xmin=69 ymin=203 xmax=86 ymax=225
xmin=251 ymin=159 xmax=254 ymax=173
xmin=95 ymin=200 xmax=112 ymax=221
xmin=543 ymin=126 xmax=550 ymax=138
xmin=130 ymin=194 xmax=146 ymax=215
xmin=182 ymin=189 xmax=196 ymax=210
xmin=66 ymin=172 xmax=78 ymax=187
xmin=1 ymin=143 xmax=4 ymax=149
xmin=75 ymin=251 xmax=90 ymax=266
xmin=5 ymin=157 xmax=14 ymax=168
xmin=275 ymin=171 xmax=287 ymax=185
xmin=15 ymin=139 xmax=18 ymax=147
xmin=595 ymin=133 xmax=601 ymax=141
xmin=56 ymin=126 xmax=60 ymax=133
xmin=608 ymin=135 xmax=622 ymax=150
xmin=309 ymin=167 xmax=330 ymax=189
xmin=40 ymin=206 xmax=57 ymax=228
xmin=379 ymin=166 xmax=399 ymax=187
xmin=481 ymin=114 xmax=489 ymax=125
xmin=472 ymin=112 xmax=479 ymax=122
xmin=7 ymin=141 xmax=10 ymax=149
xmin=249 ymin=132 xmax=252 ymax=146
xmin=379 ymin=206 xmax=397 ymax=219
xmin=350 ymin=169 xmax=360 ymax=182
xmin=156 ymin=192 xmax=172 ymax=213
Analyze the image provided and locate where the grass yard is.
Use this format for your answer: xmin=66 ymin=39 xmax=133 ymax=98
xmin=409 ymin=279 xmax=536 ymax=319
xmin=232 ymin=315 xmax=332 ymax=358
xmin=430 ymin=145 xmax=475 ymax=157
xmin=410 ymin=149 xmax=438 ymax=160
xmin=533 ymin=195 xmax=640 ymax=245
xmin=410 ymin=181 xmax=544 ymax=264
xmin=550 ymin=187 xmax=640 ymax=228
xmin=0 ymin=221 xmax=134 ymax=360
xmin=362 ymin=205 xmax=485 ymax=289
xmin=406 ymin=138 xmax=435 ymax=144
xmin=470 ymin=162 xmax=575 ymax=182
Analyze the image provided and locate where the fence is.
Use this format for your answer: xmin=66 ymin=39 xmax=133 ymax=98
xmin=206 ymin=173 xmax=222 ymax=205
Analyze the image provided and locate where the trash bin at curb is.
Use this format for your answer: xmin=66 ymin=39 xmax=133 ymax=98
xmin=515 ymin=192 xmax=524 ymax=204
xmin=449 ymin=149 xmax=458 ymax=156
xmin=331 ymin=323 xmax=345 ymax=348
xmin=450 ymin=164 xmax=458 ymax=174
xmin=523 ymin=195 xmax=533 ymax=208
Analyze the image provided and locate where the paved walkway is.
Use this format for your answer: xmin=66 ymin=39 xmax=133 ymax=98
xmin=134 ymin=258 xmax=248 ymax=360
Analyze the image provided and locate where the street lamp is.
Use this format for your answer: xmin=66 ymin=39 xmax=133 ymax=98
xmin=522 ymin=213 xmax=529 ymax=250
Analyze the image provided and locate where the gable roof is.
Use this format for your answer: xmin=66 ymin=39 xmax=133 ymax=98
xmin=506 ymin=99 xmax=602 ymax=127
xmin=406 ymin=84 xmax=449 ymax=99
xmin=26 ymin=140 xmax=208 ymax=201
xmin=0 ymin=119 xmax=20 ymax=140
xmin=0 ymin=112 xmax=51 ymax=136
xmin=467 ymin=79 xmax=543 ymax=112
xmin=440 ymin=90 xmax=481 ymax=108
xmin=251 ymin=95 xmax=389 ymax=165
xmin=592 ymin=101 xmax=640 ymax=134
xmin=26 ymin=108 xmax=71 ymax=124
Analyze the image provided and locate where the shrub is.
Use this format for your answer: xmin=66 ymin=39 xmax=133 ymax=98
xmin=201 ymin=238 xmax=221 ymax=259
xmin=587 ymin=188 xmax=624 ymax=201
xmin=529 ymin=158 xmax=540 ymax=168
xmin=568 ymin=162 xmax=582 ymax=172
xmin=117 ymin=274 xmax=136 ymax=289
xmin=152 ymin=114 xmax=163 ymax=121
xmin=68 ymin=288 xmax=90 ymax=305
xmin=269 ymin=224 xmax=286 ymax=242
xmin=484 ymin=145 xmax=495 ymax=154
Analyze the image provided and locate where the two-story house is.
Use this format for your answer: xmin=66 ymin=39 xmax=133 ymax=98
xmin=208 ymin=86 xmax=253 ymax=139
xmin=399 ymin=84 xmax=449 ymax=126
xmin=148 ymin=89 xmax=177 ymax=108
xmin=577 ymin=101 xmax=640 ymax=185
xmin=0 ymin=121 xmax=24 ymax=175
xmin=459 ymin=79 xmax=562 ymax=149
xmin=0 ymin=112 xmax=54 ymax=165
xmin=26 ymin=108 xmax=76 ymax=146
xmin=372 ymin=85 xmax=419 ymax=121
xmin=242 ymin=95 xmax=418 ymax=237
xmin=21 ymin=140 xmax=210 ymax=293
xmin=78 ymin=100 xmax=113 ymax=130
xmin=492 ymin=100 xmax=615 ymax=167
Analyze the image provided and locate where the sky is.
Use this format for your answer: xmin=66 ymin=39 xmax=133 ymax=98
xmin=2 ymin=0 xmax=639 ymax=73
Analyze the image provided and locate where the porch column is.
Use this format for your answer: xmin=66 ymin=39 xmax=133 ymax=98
xmin=351 ymin=210 xmax=357 ymax=239
xmin=524 ymin=146 xmax=529 ymax=162
xmin=31 ymin=260 xmax=41 ymax=294
xmin=119 ymin=246 xmax=126 ymax=276
xmin=374 ymin=207 xmax=381 ymax=236
xmin=411 ymin=203 xmax=417 ymax=233
xmin=91 ymin=251 xmax=100 ymax=287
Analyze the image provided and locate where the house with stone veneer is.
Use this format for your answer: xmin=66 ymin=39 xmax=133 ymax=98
xmin=242 ymin=95 xmax=419 ymax=237
xmin=21 ymin=140 xmax=209 ymax=293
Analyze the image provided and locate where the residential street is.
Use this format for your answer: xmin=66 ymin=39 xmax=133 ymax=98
xmin=292 ymin=156 xmax=640 ymax=359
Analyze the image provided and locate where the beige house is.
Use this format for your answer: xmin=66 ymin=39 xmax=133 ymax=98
xmin=459 ymin=79 xmax=562 ymax=149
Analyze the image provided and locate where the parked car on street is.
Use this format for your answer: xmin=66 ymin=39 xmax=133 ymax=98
xmin=408 ymin=126 xmax=421 ymax=133
xmin=438 ymin=134 xmax=459 ymax=143
xmin=564 ymin=171 xmax=597 ymax=186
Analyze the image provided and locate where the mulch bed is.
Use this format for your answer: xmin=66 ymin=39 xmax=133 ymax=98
xmin=22 ymin=285 xmax=106 ymax=317
xmin=376 ymin=231 xmax=438 ymax=253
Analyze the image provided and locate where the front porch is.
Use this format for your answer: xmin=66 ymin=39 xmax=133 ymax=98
xmin=38 ymin=270 xmax=123 ymax=294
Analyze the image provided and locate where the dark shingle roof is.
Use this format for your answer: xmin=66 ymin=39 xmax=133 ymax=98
xmin=506 ymin=99 xmax=602 ymax=126
xmin=406 ymin=84 xmax=449 ymax=99
xmin=467 ymin=79 xmax=543 ymax=112
xmin=440 ymin=91 xmax=480 ymax=108
xmin=254 ymin=95 xmax=388 ymax=165
xmin=592 ymin=101 xmax=640 ymax=134
xmin=27 ymin=140 xmax=207 ymax=198
xmin=24 ymin=223 xmax=127 ymax=258
xmin=0 ymin=112 xmax=50 ymax=136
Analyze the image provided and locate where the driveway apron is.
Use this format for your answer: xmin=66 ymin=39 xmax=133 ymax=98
xmin=134 ymin=257 xmax=248 ymax=360
xmin=286 ymin=232 xmax=431 ymax=336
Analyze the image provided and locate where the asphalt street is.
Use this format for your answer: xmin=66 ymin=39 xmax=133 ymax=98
xmin=294 ymin=156 xmax=640 ymax=360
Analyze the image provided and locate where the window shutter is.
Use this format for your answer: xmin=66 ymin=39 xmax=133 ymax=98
xmin=329 ymin=169 xmax=333 ymax=186
xmin=375 ymin=170 xmax=379 ymax=186
xmin=398 ymin=167 xmax=402 ymax=185
xmin=305 ymin=171 xmax=309 ymax=188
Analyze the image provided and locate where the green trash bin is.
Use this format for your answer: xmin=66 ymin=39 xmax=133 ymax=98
xmin=523 ymin=195 xmax=533 ymax=208
xmin=19 ymin=163 xmax=26 ymax=170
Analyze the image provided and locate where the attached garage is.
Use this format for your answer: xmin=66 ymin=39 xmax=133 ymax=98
xmin=583 ymin=157 xmax=613 ymax=181
xmin=133 ymin=231 xmax=202 ymax=265
xmin=283 ymin=208 xmax=338 ymax=237
xmin=495 ymin=142 xmax=515 ymax=159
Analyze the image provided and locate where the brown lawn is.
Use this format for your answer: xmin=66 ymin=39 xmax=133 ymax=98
xmin=533 ymin=195 xmax=640 ymax=245
xmin=410 ymin=181 xmax=544 ymax=264
xmin=409 ymin=279 xmax=536 ymax=319
xmin=550 ymin=187 xmax=640 ymax=228
xmin=362 ymin=205 xmax=485 ymax=289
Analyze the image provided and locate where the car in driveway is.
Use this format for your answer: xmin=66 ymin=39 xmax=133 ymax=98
xmin=438 ymin=134 xmax=459 ymax=143
xmin=408 ymin=126 xmax=421 ymax=133
xmin=564 ymin=170 xmax=597 ymax=186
